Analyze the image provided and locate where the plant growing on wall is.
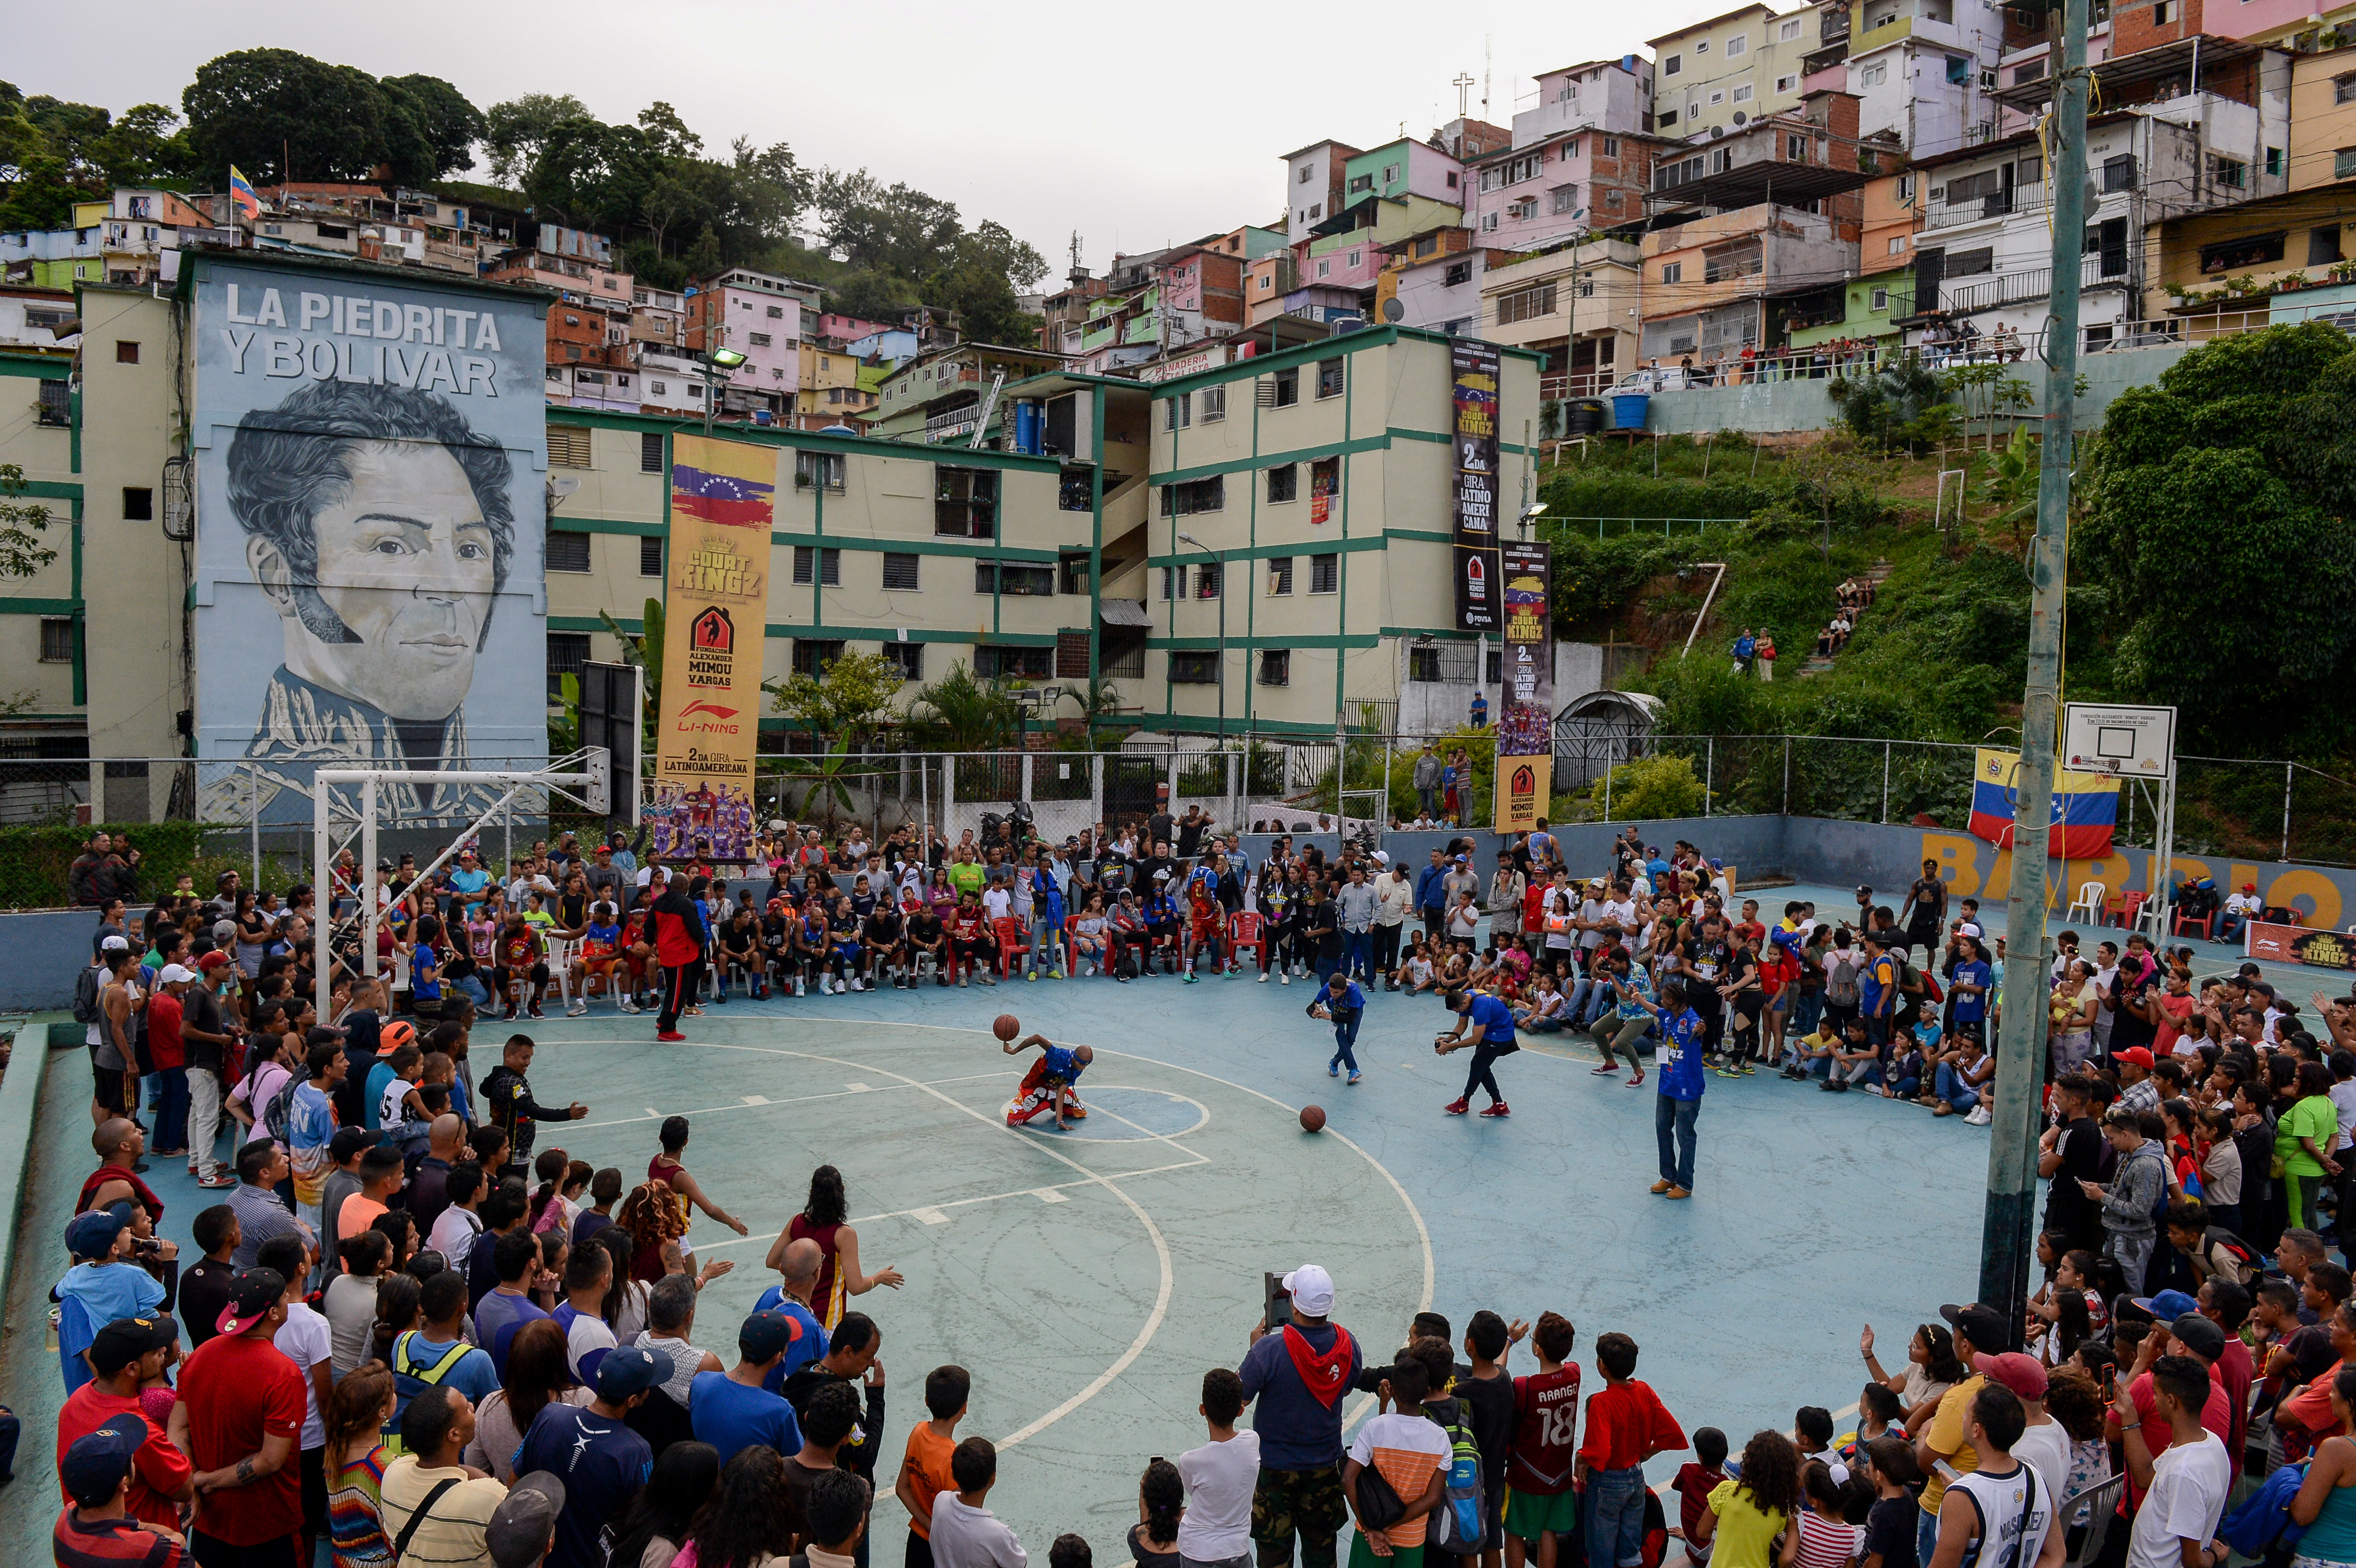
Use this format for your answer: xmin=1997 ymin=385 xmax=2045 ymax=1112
xmin=0 ymin=463 xmax=58 ymax=579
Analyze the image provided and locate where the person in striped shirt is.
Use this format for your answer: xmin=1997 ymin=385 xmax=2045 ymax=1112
xmin=1342 ymin=1357 xmax=1449 ymax=1568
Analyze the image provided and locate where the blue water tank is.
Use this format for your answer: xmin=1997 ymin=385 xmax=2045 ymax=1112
xmin=1014 ymin=398 xmax=1044 ymax=455
xmin=1609 ymin=392 xmax=1650 ymax=431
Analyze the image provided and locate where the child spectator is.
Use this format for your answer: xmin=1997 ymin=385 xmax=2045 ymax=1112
xmin=1576 ymin=1333 xmax=1688 ymax=1568
xmin=1506 ymin=1313 xmax=1582 ymax=1568
xmin=1673 ymin=1428 xmax=1730 ymax=1566
xmin=898 ymin=1366 xmax=970 ymax=1568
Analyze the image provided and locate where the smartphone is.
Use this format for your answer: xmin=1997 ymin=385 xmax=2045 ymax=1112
xmin=1265 ymin=1272 xmax=1294 ymax=1329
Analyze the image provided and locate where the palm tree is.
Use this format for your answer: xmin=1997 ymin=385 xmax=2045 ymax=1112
xmin=905 ymin=662 xmax=1022 ymax=751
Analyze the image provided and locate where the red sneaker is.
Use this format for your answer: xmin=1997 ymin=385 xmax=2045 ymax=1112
xmin=657 ymin=1030 xmax=686 ymax=1043
xmin=1443 ymin=1097 xmax=1471 ymax=1115
xmin=1480 ymin=1101 xmax=1512 ymax=1118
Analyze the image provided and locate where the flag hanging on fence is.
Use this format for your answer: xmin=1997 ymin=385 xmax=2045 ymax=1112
xmin=1968 ymin=746 xmax=2119 ymax=858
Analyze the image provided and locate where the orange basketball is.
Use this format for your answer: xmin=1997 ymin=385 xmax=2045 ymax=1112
xmin=993 ymin=1014 xmax=1021 ymax=1042
xmin=1300 ymin=1104 xmax=1327 ymax=1133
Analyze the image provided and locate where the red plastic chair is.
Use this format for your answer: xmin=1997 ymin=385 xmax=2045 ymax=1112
xmin=2117 ymin=891 xmax=2148 ymax=930
xmin=2099 ymin=891 xmax=2130 ymax=927
xmin=1228 ymin=911 xmax=1267 ymax=971
xmin=992 ymin=916 xmax=1032 ymax=977
xmin=2171 ymin=909 xmax=2212 ymax=939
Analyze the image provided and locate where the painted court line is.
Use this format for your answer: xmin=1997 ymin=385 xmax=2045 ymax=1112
xmin=687 ymin=1156 xmax=1212 ymax=1252
xmin=572 ymin=1069 xmax=1017 ymax=1130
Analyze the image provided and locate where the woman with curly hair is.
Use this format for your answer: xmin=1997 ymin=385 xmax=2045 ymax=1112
xmin=1130 ymin=1457 xmax=1185 ymax=1568
xmin=2042 ymin=1368 xmax=2115 ymax=1545
xmin=681 ymin=1447 xmax=804 ymax=1568
xmin=621 ymin=1179 xmax=689 ymax=1283
xmin=769 ymin=1164 xmax=902 ymax=1329
xmin=1690 ymin=1430 xmax=1801 ymax=1568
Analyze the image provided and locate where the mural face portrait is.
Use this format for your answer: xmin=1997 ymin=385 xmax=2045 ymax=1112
xmin=248 ymin=437 xmax=499 ymax=722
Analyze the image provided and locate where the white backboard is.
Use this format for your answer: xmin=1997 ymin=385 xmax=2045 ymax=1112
xmin=2062 ymin=702 xmax=2176 ymax=778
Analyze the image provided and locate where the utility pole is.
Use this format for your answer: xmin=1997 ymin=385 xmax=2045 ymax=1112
xmin=1980 ymin=0 xmax=2090 ymax=1345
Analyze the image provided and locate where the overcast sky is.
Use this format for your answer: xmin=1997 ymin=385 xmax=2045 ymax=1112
xmin=13 ymin=0 xmax=1743 ymax=274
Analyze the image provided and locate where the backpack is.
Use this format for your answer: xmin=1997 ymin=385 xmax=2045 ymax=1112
xmin=2204 ymin=1226 xmax=2264 ymax=1284
xmin=1425 ymin=1405 xmax=1487 ymax=1556
xmin=1827 ymin=954 xmax=1862 ymax=1009
xmin=73 ymin=964 xmax=103 ymax=1026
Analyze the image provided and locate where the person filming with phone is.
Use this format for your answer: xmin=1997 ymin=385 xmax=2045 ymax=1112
xmin=1240 ymin=1263 xmax=1363 ymax=1568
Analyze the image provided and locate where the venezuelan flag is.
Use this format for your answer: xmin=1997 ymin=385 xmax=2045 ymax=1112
xmin=1968 ymin=747 xmax=2119 ymax=858
xmin=229 ymin=165 xmax=261 ymax=224
xmin=668 ymin=433 xmax=776 ymax=530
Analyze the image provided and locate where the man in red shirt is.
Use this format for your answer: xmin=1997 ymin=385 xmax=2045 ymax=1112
xmin=147 ymin=965 xmax=193 ymax=1158
xmin=1505 ymin=1312 xmax=1582 ymax=1568
xmin=55 ymin=1317 xmax=192 ymax=1529
xmin=1576 ymin=1332 xmax=1688 ymax=1568
xmin=180 ymin=1269 xmax=307 ymax=1564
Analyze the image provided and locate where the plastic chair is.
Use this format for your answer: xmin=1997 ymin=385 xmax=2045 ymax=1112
xmin=2118 ymin=891 xmax=2148 ymax=931
xmin=992 ymin=916 xmax=1031 ymax=977
xmin=1228 ymin=910 xmax=1268 ymax=971
xmin=2098 ymin=891 xmax=2129 ymax=927
xmin=2171 ymin=908 xmax=2211 ymax=939
xmin=543 ymin=935 xmax=582 ymax=1010
xmin=2065 ymin=881 xmax=2106 ymax=923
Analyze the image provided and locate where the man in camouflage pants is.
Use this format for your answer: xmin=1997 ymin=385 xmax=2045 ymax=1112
xmin=1240 ymin=1264 xmax=1363 ymax=1568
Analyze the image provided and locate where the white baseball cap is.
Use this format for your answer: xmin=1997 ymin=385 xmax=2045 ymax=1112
xmin=100 ymin=935 xmax=130 ymax=952
xmin=1282 ymin=1263 xmax=1336 ymax=1317
xmin=159 ymin=963 xmax=198 ymax=983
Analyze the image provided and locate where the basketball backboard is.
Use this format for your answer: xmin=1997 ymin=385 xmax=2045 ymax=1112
xmin=2062 ymin=702 xmax=2175 ymax=778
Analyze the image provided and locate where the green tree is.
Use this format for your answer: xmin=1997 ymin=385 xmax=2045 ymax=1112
xmin=905 ymin=662 xmax=1020 ymax=751
xmin=182 ymin=49 xmax=387 ymax=183
xmin=1780 ymin=438 xmax=1879 ymax=557
xmin=957 ymin=220 xmax=1048 ymax=291
xmin=90 ymin=104 xmax=196 ymax=187
xmin=1571 ymin=754 xmax=1706 ymax=822
xmin=923 ymin=257 xmax=1033 ymax=347
xmin=0 ymin=152 xmax=75 ymax=230
xmin=0 ymin=464 xmax=58 ymax=579
xmin=377 ymin=75 xmax=484 ymax=180
xmin=828 ymin=269 xmax=916 ymax=323
xmin=482 ymin=92 xmax=589 ymax=186
xmin=767 ymin=648 xmax=905 ymax=747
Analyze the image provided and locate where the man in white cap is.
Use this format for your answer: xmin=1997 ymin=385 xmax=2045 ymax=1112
xmin=148 ymin=964 xmax=196 ymax=1159
xmin=1240 ymin=1264 xmax=1361 ymax=1568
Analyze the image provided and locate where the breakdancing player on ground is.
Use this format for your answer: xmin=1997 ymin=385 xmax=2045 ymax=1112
xmin=1003 ymin=1034 xmax=1094 ymax=1131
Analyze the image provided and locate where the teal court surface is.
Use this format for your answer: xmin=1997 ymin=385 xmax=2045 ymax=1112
xmin=3 ymin=949 xmax=2017 ymax=1559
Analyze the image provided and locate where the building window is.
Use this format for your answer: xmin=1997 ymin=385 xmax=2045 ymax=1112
xmin=1776 ymin=74 xmax=1798 ymax=93
xmin=1310 ymin=552 xmax=1339 ymax=594
xmin=1169 ymin=651 xmax=1218 ymax=684
xmin=36 ymin=380 xmax=68 ymax=425
xmin=1409 ymin=646 xmax=1445 ymax=682
xmin=748 ymin=332 xmax=772 ymax=348
xmin=2267 ymin=146 xmax=2285 ymax=177
xmin=765 ymin=305 xmax=785 ymax=318
xmin=1267 ymin=464 xmax=1298 ymax=503
xmin=792 ymin=638 xmax=847 ymax=675
xmin=975 ymin=560 xmax=1055 ymax=596
xmin=1664 ymin=53 xmax=1682 ymax=74
xmin=1871 ymin=286 xmax=1890 ymax=311
xmin=1658 ymin=108 xmax=1679 ymax=126
xmin=1164 ymin=393 xmax=1191 ymax=431
xmin=793 ymin=546 xmax=842 ymax=586
xmin=547 ymin=531 xmax=592 ymax=572
xmin=796 ymin=451 xmax=846 ymax=491
xmin=640 ymin=535 xmax=664 ymax=576
xmin=1481 ymin=212 xmax=1501 ymax=232
xmin=1316 ymin=358 xmax=1344 ymax=398
xmin=1382 ymin=163 xmax=1400 ymax=185
xmin=1270 ymin=369 xmax=1299 ymax=407
xmin=1780 ymin=17 xmax=1802 ymax=38
xmin=1947 ymin=247 xmax=1995 ymax=277
xmin=1660 ymin=261 xmax=1683 ymax=283
xmin=1200 ymin=385 xmax=1226 ymax=422
xmin=2309 ymin=225 xmax=2344 ymax=266
xmin=639 ymin=431 xmax=664 ymax=472
xmin=547 ymin=632 xmax=590 ymax=697
xmin=1552 ymin=185 xmax=1582 ymax=213
xmin=1161 ymin=476 xmax=1225 ymax=516
xmin=977 ymin=644 xmax=1052 ymax=679
xmin=1298 ymin=164 xmax=1314 ymax=184
xmin=115 ymin=340 xmax=139 ymax=363
xmin=1267 ymin=556 xmax=1296 ymax=595
xmin=2102 ymin=153 xmax=2138 ymax=192
xmin=39 ymin=617 xmax=73 ymax=663
xmin=881 ymin=641 xmax=924 ymax=681
xmin=547 ymin=426 xmax=593 ymax=467
xmin=1695 ymin=38 xmax=1709 ymax=52
xmin=1349 ymin=173 xmax=1374 ymax=194
xmin=1725 ymin=32 xmax=1747 ymax=55
xmin=935 ymin=467 xmax=998 ymax=537
xmin=1059 ymin=554 xmax=1091 ymax=595
xmin=121 ymin=486 xmax=153 ymax=522
xmin=1889 ymin=235 xmax=1909 ymax=255
xmin=1347 ymin=248 xmax=1363 ymax=268
xmin=1317 ymin=259 xmax=1331 ymax=279
xmin=2209 ymin=155 xmax=2247 ymax=190
xmin=883 ymin=552 xmax=921 ymax=591
xmin=2198 ymin=230 xmax=2287 ymax=271
xmin=1189 ymin=562 xmax=1222 ymax=600
xmin=1495 ymin=283 xmax=1559 ymax=325
xmin=2153 ymin=0 xmax=2175 ymax=22
xmin=1258 ymin=650 xmax=1291 ymax=686
xmin=1445 ymin=261 xmax=1473 ymax=286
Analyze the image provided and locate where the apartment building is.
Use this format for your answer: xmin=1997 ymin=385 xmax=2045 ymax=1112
xmin=1642 ymin=92 xmax=1869 ymax=363
xmin=1513 ymin=57 xmax=1656 ymax=147
xmin=682 ymin=267 xmax=824 ymax=423
xmin=797 ymin=341 xmax=877 ymax=429
xmin=1466 ymin=128 xmax=1658 ymax=249
xmin=1650 ymin=4 xmax=1824 ymax=140
xmin=869 ymin=342 xmax=1070 ymax=443
xmin=1478 ymin=239 xmax=1647 ymax=394
xmin=2289 ymin=44 xmax=2356 ymax=188
xmin=1130 ymin=327 xmax=1541 ymax=737
xmin=1342 ymin=139 xmax=1469 ymax=209
xmin=1842 ymin=0 xmax=2008 ymax=152
xmin=1281 ymin=140 xmax=1366 ymax=241
xmin=1781 ymin=166 xmax=1921 ymax=353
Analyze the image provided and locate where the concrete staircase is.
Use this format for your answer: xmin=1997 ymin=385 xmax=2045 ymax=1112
xmin=1797 ymin=558 xmax=1892 ymax=676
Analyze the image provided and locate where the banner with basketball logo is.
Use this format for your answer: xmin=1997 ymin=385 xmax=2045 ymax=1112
xmin=1493 ymin=539 xmax=1553 ymax=834
xmin=652 ymin=433 xmax=771 ymax=860
xmin=1451 ymin=340 xmax=1503 ymax=632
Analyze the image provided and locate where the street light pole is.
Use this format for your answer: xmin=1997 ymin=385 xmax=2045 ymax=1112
xmin=1178 ymin=532 xmax=1225 ymax=748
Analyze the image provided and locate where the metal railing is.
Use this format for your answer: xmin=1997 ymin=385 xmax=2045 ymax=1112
xmin=1924 ymin=180 xmax=2051 ymax=230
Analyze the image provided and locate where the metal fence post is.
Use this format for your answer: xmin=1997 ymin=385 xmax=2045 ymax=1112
xmin=1705 ymin=737 xmax=1714 ymax=817
xmin=2285 ymin=761 xmax=2295 ymax=861
xmin=248 ymin=763 xmax=261 ymax=886
xmin=1882 ymin=741 xmax=1892 ymax=825
xmin=1021 ymin=752 xmax=1034 ymax=807
xmin=1091 ymin=753 xmax=1104 ymax=831
xmin=1782 ymin=737 xmax=1791 ymax=815
xmin=1603 ymin=741 xmax=1614 ymax=823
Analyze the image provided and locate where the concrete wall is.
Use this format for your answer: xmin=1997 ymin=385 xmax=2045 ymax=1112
xmin=1632 ymin=338 xmax=2197 ymax=434
xmin=0 ymin=909 xmax=105 ymax=1012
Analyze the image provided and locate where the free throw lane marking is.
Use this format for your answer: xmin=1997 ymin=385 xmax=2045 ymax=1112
xmin=741 ymin=1095 xmax=769 ymax=1105
xmin=912 ymin=1207 xmax=949 ymax=1226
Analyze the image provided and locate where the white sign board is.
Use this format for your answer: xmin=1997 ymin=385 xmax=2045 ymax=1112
xmin=2062 ymin=702 xmax=2176 ymax=778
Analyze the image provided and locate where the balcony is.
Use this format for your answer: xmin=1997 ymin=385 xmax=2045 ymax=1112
xmin=1928 ymin=253 xmax=2130 ymax=316
xmin=1923 ymin=181 xmax=2049 ymax=230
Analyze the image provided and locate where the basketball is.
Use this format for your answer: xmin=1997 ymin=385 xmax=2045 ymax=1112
xmin=1299 ymin=1104 xmax=1326 ymax=1133
xmin=993 ymin=1014 xmax=1021 ymax=1042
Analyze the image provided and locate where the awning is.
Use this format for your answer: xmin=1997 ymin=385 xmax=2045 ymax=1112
xmin=1100 ymin=599 xmax=1154 ymax=628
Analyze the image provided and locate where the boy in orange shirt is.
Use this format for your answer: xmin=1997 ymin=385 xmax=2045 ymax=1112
xmin=896 ymin=1363 xmax=970 ymax=1568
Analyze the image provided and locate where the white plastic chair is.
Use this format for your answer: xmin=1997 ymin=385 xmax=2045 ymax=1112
xmin=544 ymin=935 xmax=581 ymax=1011
xmin=2064 ymin=881 xmax=2106 ymax=923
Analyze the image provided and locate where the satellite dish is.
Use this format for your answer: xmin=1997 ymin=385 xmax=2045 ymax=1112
xmin=1733 ymin=109 xmax=1748 ymax=124
xmin=1382 ymin=297 xmax=1405 ymax=322
xmin=1709 ymin=124 xmax=1725 ymax=138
